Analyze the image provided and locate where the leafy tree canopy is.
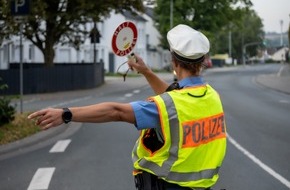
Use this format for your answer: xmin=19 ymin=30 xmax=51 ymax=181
xmin=0 ymin=0 xmax=144 ymax=66
xmin=154 ymin=0 xmax=254 ymax=47
xmin=212 ymin=8 xmax=264 ymax=60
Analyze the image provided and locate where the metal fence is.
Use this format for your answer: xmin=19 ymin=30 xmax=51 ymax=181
xmin=0 ymin=62 xmax=104 ymax=95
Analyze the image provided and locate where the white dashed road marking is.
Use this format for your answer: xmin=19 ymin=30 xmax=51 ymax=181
xmin=133 ymin=89 xmax=140 ymax=94
xmin=124 ymin=93 xmax=133 ymax=97
xmin=49 ymin=96 xmax=92 ymax=108
xmin=49 ymin=139 xmax=71 ymax=153
xmin=27 ymin=167 xmax=55 ymax=190
xmin=227 ymin=134 xmax=290 ymax=188
xmin=279 ymin=100 xmax=290 ymax=104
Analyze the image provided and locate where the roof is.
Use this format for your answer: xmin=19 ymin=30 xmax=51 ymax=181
xmin=145 ymin=7 xmax=154 ymax=18
xmin=122 ymin=10 xmax=147 ymax=22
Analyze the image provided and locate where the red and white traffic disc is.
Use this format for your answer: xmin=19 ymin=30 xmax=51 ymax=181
xmin=111 ymin=21 xmax=138 ymax=56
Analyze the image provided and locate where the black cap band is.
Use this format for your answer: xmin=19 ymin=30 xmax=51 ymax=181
xmin=172 ymin=51 xmax=205 ymax=64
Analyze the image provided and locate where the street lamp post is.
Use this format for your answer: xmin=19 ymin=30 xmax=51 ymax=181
xmin=280 ymin=20 xmax=284 ymax=46
xmin=288 ymin=14 xmax=290 ymax=48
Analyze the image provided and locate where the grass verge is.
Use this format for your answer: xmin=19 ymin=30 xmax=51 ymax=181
xmin=0 ymin=113 xmax=40 ymax=145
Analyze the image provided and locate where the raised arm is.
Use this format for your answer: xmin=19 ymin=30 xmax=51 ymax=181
xmin=127 ymin=54 xmax=169 ymax=94
xmin=28 ymin=102 xmax=135 ymax=130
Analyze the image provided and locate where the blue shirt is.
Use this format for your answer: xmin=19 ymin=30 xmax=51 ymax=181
xmin=130 ymin=76 xmax=205 ymax=130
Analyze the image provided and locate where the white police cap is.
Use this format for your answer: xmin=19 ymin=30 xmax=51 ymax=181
xmin=167 ymin=24 xmax=210 ymax=63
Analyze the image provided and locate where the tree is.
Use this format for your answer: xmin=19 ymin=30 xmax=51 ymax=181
xmin=153 ymin=0 xmax=253 ymax=49
xmin=212 ymin=8 xmax=264 ymax=62
xmin=0 ymin=0 xmax=144 ymax=67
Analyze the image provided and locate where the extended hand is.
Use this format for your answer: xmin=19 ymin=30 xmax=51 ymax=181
xmin=27 ymin=108 xmax=63 ymax=130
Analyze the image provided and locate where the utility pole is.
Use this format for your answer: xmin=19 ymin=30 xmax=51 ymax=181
xmin=288 ymin=14 xmax=290 ymax=48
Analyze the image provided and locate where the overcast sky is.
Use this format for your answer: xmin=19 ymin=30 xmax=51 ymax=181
xmin=251 ymin=0 xmax=290 ymax=33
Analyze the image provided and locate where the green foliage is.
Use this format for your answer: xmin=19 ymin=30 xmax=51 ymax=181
xmin=0 ymin=78 xmax=16 ymax=126
xmin=212 ymin=8 xmax=264 ymax=61
xmin=153 ymin=0 xmax=264 ymax=63
xmin=0 ymin=0 xmax=144 ymax=66
xmin=154 ymin=0 xmax=253 ymax=49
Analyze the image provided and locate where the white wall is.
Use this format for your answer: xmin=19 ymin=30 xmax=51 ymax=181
xmin=272 ymin=47 xmax=289 ymax=61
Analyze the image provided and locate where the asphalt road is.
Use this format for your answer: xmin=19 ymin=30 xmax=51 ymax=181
xmin=208 ymin=64 xmax=290 ymax=190
xmin=0 ymin=64 xmax=289 ymax=190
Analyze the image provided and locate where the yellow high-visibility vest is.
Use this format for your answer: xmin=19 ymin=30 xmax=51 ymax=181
xmin=132 ymin=84 xmax=227 ymax=188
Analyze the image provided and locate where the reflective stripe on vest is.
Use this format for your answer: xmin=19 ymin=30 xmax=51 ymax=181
xmin=132 ymin=92 xmax=220 ymax=182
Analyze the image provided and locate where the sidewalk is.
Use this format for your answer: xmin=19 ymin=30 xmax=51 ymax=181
xmin=255 ymin=63 xmax=290 ymax=95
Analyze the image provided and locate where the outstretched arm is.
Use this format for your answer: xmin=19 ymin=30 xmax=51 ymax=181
xmin=28 ymin=102 xmax=135 ymax=130
xmin=127 ymin=54 xmax=169 ymax=94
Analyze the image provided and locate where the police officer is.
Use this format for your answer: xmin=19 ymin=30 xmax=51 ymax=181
xmin=28 ymin=24 xmax=226 ymax=190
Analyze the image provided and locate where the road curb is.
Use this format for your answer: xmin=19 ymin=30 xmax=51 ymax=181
xmin=0 ymin=122 xmax=82 ymax=161
xmin=255 ymin=74 xmax=290 ymax=95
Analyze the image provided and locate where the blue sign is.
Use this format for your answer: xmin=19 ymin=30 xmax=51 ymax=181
xmin=11 ymin=0 xmax=30 ymax=16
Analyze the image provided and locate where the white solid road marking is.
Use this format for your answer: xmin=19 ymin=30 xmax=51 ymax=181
xmin=227 ymin=134 xmax=290 ymax=188
xmin=49 ymin=139 xmax=71 ymax=153
xmin=27 ymin=167 xmax=55 ymax=190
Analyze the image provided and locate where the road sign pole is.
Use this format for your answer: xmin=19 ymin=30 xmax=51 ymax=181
xmin=20 ymin=23 xmax=23 ymax=113
xmin=11 ymin=0 xmax=30 ymax=113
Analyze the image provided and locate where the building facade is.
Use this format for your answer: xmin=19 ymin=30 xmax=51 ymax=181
xmin=0 ymin=9 xmax=167 ymax=72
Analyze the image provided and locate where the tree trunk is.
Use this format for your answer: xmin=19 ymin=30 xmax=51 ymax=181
xmin=43 ymin=21 xmax=56 ymax=67
xmin=43 ymin=45 xmax=55 ymax=67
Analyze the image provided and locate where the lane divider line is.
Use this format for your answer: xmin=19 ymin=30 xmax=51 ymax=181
xmin=124 ymin=93 xmax=133 ymax=97
xmin=133 ymin=89 xmax=140 ymax=94
xmin=227 ymin=134 xmax=290 ymax=188
xmin=27 ymin=167 xmax=55 ymax=190
xmin=48 ymin=96 xmax=92 ymax=108
xmin=49 ymin=139 xmax=71 ymax=153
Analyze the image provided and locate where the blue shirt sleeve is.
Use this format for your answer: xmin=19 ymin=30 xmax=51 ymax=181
xmin=130 ymin=100 xmax=160 ymax=130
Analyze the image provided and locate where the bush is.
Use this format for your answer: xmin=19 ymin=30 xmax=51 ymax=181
xmin=0 ymin=78 xmax=16 ymax=126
